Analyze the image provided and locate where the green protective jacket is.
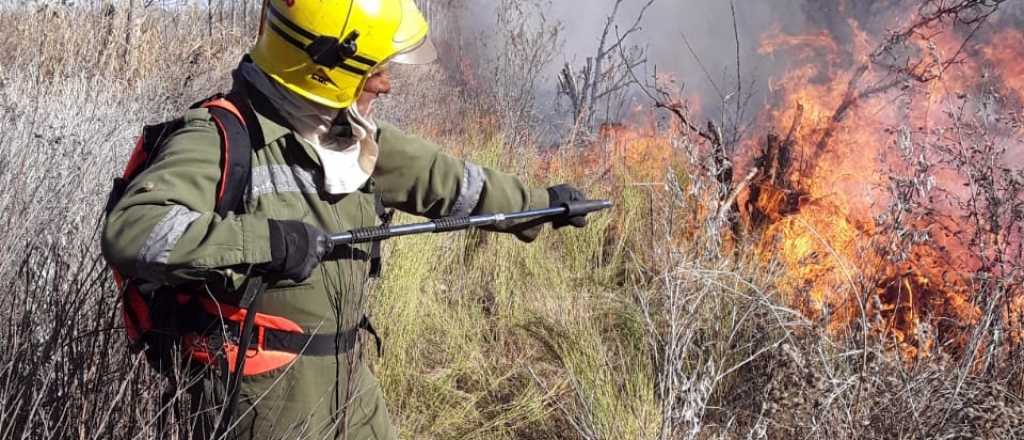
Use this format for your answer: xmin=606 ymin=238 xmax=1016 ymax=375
xmin=101 ymin=85 xmax=549 ymax=439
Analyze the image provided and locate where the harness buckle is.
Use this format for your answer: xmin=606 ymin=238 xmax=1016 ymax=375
xmin=255 ymin=325 xmax=266 ymax=353
xmin=233 ymin=321 xmax=264 ymax=352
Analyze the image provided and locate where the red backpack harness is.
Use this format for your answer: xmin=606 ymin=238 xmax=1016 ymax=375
xmin=105 ymin=93 xmax=300 ymax=376
xmin=106 ymin=90 xmax=388 ymax=378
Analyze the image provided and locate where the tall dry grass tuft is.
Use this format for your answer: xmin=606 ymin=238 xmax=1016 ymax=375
xmin=0 ymin=3 xmax=252 ymax=438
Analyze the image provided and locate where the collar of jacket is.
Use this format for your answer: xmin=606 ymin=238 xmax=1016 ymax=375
xmin=231 ymin=64 xmax=323 ymax=168
xmin=230 ymin=57 xmax=387 ymax=173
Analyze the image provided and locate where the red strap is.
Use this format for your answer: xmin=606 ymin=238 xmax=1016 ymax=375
xmin=122 ymin=286 xmax=151 ymax=342
xmin=198 ymin=297 xmax=304 ymax=333
xmin=188 ymin=296 xmax=304 ymax=376
xmin=111 ymin=270 xmax=126 ymax=289
xmin=121 ymin=137 xmax=149 ymax=179
xmin=111 ymin=270 xmax=144 ymax=342
xmin=202 ymin=98 xmax=245 ymax=122
xmin=201 ymin=99 xmax=247 ymax=203
xmin=183 ymin=334 xmax=299 ymax=376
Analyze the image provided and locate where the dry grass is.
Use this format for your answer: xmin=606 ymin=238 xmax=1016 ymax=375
xmin=0 ymin=2 xmax=1022 ymax=439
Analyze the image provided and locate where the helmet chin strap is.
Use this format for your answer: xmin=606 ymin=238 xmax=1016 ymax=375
xmin=328 ymin=110 xmax=354 ymax=139
xmin=326 ymin=101 xmax=376 ymax=144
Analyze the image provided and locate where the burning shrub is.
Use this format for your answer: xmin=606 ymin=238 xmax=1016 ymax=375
xmin=713 ymin=0 xmax=1024 ymax=361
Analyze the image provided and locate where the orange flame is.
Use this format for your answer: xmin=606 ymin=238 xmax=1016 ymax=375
xmin=536 ymin=6 xmax=1023 ymax=360
xmin=741 ymin=14 xmax=1024 ymax=357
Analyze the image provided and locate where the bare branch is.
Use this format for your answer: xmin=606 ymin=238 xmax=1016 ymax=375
xmin=557 ymin=0 xmax=655 ymax=132
xmin=681 ymin=32 xmax=725 ymax=102
xmin=730 ymin=0 xmax=742 ymax=123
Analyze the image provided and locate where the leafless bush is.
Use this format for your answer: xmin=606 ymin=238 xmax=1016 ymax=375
xmin=0 ymin=3 xmax=252 ymax=437
xmin=556 ymin=0 xmax=653 ymax=137
xmin=489 ymin=0 xmax=562 ymax=150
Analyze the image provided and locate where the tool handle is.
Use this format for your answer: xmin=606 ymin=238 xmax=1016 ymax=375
xmin=433 ymin=216 xmax=473 ymax=232
xmin=565 ymin=199 xmax=614 ymax=216
xmin=327 ymin=199 xmax=614 ymax=248
xmin=349 ymin=225 xmax=393 ymax=243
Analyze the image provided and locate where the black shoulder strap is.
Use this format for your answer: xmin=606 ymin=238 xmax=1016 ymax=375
xmin=205 ymin=88 xmax=261 ymax=217
xmin=207 ymin=105 xmax=251 ymax=217
xmin=227 ymin=82 xmax=266 ymax=151
xmin=368 ymin=194 xmax=394 ymax=278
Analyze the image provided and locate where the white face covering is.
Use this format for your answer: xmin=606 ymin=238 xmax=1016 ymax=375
xmin=240 ymin=62 xmax=378 ymax=195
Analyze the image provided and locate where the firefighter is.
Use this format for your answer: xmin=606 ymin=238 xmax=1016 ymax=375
xmin=101 ymin=0 xmax=589 ymax=438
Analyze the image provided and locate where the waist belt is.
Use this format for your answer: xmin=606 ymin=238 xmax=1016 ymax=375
xmin=185 ymin=310 xmax=384 ymax=377
xmin=275 ymin=328 xmax=354 ymax=355
xmin=223 ymin=315 xmax=382 ymax=357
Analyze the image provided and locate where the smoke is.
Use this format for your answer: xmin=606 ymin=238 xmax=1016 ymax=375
xmin=548 ymin=0 xmax=806 ymax=102
xmin=430 ymin=0 xmax=827 ymax=116
xmin=425 ymin=0 xmax=857 ymax=133
xmin=428 ymin=0 xmax=1023 ymax=132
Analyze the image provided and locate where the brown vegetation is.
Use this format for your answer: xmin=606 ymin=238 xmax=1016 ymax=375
xmin=0 ymin=1 xmax=1022 ymax=439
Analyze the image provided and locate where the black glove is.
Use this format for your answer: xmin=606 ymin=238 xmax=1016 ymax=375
xmin=265 ymin=220 xmax=330 ymax=282
xmin=547 ymin=184 xmax=589 ymax=229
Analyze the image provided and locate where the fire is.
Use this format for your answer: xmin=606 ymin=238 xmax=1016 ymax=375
xmin=599 ymin=120 xmax=674 ymax=168
xmin=537 ymin=119 xmax=679 ymax=186
xmin=767 ymin=198 xmax=873 ymax=335
xmin=533 ymin=2 xmax=1022 ymax=360
xmin=739 ymin=8 xmax=1024 ymax=358
xmin=758 ymin=29 xmax=842 ymax=62
xmin=979 ymin=29 xmax=1024 ymax=105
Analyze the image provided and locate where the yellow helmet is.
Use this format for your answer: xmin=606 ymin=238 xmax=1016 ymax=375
xmin=251 ymin=0 xmax=437 ymax=109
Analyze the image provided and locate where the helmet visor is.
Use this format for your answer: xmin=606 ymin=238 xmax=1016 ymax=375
xmin=390 ymin=36 xmax=437 ymax=65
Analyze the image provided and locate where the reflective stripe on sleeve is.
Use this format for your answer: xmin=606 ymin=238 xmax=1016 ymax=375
xmin=250 ymin=165 xmax=319 ymax=198
xmin=137 ymin=205 xmax=201 ymax=266
xmin=451 ymin=161 xmax=485 ymax=217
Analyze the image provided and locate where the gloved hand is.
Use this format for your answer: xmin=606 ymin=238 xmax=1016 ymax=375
xmin=547 ymin=184 xmax=589 ymax=229
xmin=503 ymin=184 xmax=590 ymax=242
xmin=264 ymin=220 xmax=330 ymax=282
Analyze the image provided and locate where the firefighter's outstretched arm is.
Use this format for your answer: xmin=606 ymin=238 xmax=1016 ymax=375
xmin=372 ymin=121 xmax=549 ymax=219
xmin=102 ymin=111 xmax=271 ymax=290
xmin=372 ymin=122 xmax=591 ymax=240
